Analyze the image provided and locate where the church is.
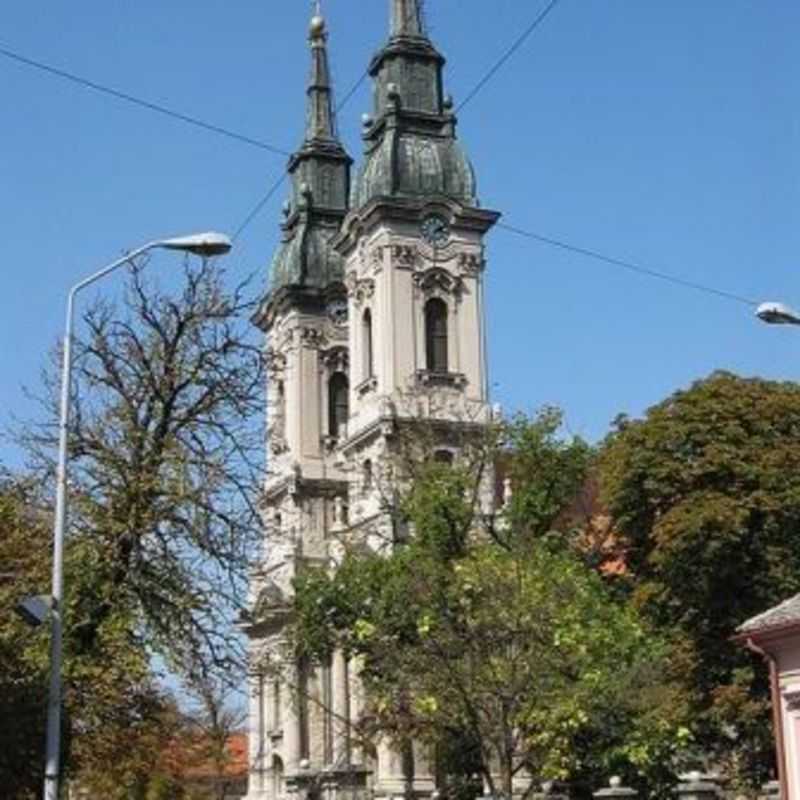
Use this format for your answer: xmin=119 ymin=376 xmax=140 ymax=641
xmin=243 ymin=2 xmax=500 ymax=798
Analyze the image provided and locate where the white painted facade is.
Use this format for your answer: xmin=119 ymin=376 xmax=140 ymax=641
xmin=243 ymin=4 xmax=499 ymax=799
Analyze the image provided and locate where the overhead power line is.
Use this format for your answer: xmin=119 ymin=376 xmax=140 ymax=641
xmin=456 ymin=0 xmax=561 ymax=113
xmin=233 ymin=174 xmax=288 ymax=242
xmin=497 ymin=221 xmax=758 ymax=307
xmin=3 ymin=14 xmax=760 ymax=311
xmin=0 ymin=44 xmax=292 ymax=157
xmin=236 ymin=0 xmax=563 ymax=240
xmin=232 ymin=69 xmax=370 ymax=241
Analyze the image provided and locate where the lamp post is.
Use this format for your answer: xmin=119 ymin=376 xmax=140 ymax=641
xmin=756 ymin=301 xmax=800 ymax=326
xmin=43 ymin=232 xmax=232 ymax=800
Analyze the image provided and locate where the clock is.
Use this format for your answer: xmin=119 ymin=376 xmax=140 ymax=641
xmin=421 ymin=214 xmax=450 ymax=248
xmin=326 ymin=298 xmax=348 ymax=326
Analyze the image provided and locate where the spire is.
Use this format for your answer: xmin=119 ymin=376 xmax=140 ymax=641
xmin=351 ymin=0 xmax=479 ymax=209
xmin=259 ymin=3 xmax=352 ymax=306
xmin=306 ymin=7 xmax=335 ymax=143
xmin=391 ymin=0 xmax=424 ymax=38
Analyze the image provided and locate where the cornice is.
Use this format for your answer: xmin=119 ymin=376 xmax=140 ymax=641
xmin=332 ymin=195 xmax=501 ymax=257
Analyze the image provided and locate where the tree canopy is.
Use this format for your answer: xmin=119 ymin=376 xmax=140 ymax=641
xmin=16 ymin=258 xmax=263 ymax=680
xmin=291 ymin=411 xmax=688 ymax=799
xmin=599 ymin=371 xmax=800 ymax=784
xmin=3 ymin=257 xmax=263 ymax=793
xmin=0 ymin=469 xmax=166 ymax=798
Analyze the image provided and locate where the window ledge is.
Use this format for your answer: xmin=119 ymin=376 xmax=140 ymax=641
xmin=355 ymin=376 xmax=378 ymax=397
xmin=416 ymin=370 xmax=467 ymax=388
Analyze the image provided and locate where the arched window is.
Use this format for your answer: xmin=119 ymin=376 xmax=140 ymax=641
xmin=272 ymin=754 xmax=285 ymax=798
xmin=434 ymin=449 xmax=454 ymax=466
xmin=272 ymin=381 xmax=286 ymax=438
xmin=362 ymin=309 xmax=374 ymax=380
xmin=328 ymin=373 xmax=349 ymax=438
xmin=425 ymin=298 xmax=448 ymax=373
xmin=362 ymin=459 xmax=373 ymax=494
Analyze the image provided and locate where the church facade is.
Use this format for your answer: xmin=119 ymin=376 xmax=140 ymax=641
xmin=243 ymin=2 xmax=500 ymax=798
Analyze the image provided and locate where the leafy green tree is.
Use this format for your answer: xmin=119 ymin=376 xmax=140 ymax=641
xmin=292 ymin=411 xmax=688 ymax=799
xmin=599 ymin=371 xmax=800 ymax=785
xmin=0 ymin=469 xmax=171 ymax=797
xmin=0 ymin=471 xmax=50 ymax=798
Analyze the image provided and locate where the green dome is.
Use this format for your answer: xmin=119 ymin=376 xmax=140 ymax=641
xmin=269 ymin=222 xmax=344 ymax=292
xmin=352 ymin=131 xmax=477 ymax=209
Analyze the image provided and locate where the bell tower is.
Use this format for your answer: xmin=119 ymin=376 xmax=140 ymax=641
xmin=333 ymin=0 xmax=500 ymax=547
xmin=331 ymin=4 xmax=500 ymax=796
xmin=245 ymin=4 xmax=501 ymax=800
xmin=245 ymin=8 xmax=356 ymax=800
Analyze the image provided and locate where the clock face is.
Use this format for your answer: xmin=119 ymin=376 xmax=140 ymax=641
xmin=327 ymin=299 xmax=348 ymax=326
xmin=421 ymin=214 xmax=450 ymax=247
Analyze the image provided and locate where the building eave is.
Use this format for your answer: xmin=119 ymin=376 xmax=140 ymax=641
xmin=333 ymin=195 xmax=501 ymax=257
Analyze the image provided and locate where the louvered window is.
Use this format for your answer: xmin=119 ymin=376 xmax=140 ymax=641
xmin=425 ymin=298 xmax=448 ymax=373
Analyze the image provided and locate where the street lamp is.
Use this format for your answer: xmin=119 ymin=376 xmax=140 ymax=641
xmin=756 ymin=301 xmax=800 ymax=326
xmin=43 ymin=231 xmax=232 ymax=800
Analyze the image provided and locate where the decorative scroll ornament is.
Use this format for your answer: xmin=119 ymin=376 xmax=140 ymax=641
xmin=268 ymin=402 xmax=288 ymax=456
xmin=391 ymin=244 xmax=418 ymax=268
xmin=345 ymin=271 xmax=376 ymax=307
xmin=265 ymin=347 xmax=287 ymax=378
xmin=300 ymin=327 xmax=328 ymax=349
xmin=413 ymin=266 xmax=464 ymax=297
xmin=322 ymin=346 xmax=349 ymax=374
xmin=459 ymin=251 xmax=482 ymax=275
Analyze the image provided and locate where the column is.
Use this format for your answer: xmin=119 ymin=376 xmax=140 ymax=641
xmin=375 ymin=738 xmax=408 ymax=797
xmin=282 ymin=667 xmax=302 ymax=776
xmin=411 ymin=740 xmax=436 ymax=796
xmin=332 ymin=650 xmax=351 ymax=767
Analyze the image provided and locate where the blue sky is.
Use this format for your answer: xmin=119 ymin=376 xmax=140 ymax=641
xmin=2 ymin=0 xmax=799 ymax=463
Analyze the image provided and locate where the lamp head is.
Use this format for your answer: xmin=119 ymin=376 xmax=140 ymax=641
xmin=159 ymin=232 xmax=232 ymax=257
xmin=15 ymin=595 xmax=53 ymax=628
xmin=756 ymin=301 xmax=800 ymax=326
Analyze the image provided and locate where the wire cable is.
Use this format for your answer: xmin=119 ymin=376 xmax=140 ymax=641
xmin=456 ymin=0 xmax=562 ymax=113
xmin=0 ymin=44 xmax=292 ymax=157
xmin=4 ymin=12 xmax=759 ymax=311
xmin=336 ymin=70 xmax=370 ymax=116
xmin=496 ymin=221 xmax=758 ymax=307
xmin=233 ymin=174 xmax=288 ymax=242
xmin=231 ymin=69 xmax=370 ymax=241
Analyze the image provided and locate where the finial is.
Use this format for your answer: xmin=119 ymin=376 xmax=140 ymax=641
xmin=304 ymin=0 xmax=336 ymax=143
xmin=309 ymin=0 xmax=325 ymax=38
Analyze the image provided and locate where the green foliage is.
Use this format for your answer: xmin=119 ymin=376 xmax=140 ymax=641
xmin=292 ymin=412 xmax=687 ymax=798
xmin=502 ymin=408 xmax=594 ymax=545
xmin=0 ymin=469 xmax=175 ymax=795
xmin=400 ymin=459 xmax=474 ymax=560
xmin=0 ymin=473 xmax=49 ymax=798
xmin=4 ymin=260 xmax=262 ymax=792
xmin=599 ymin=371 xmax=800 ymax=782
xmin=15 ymin=260 xmax=263 ymax=681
